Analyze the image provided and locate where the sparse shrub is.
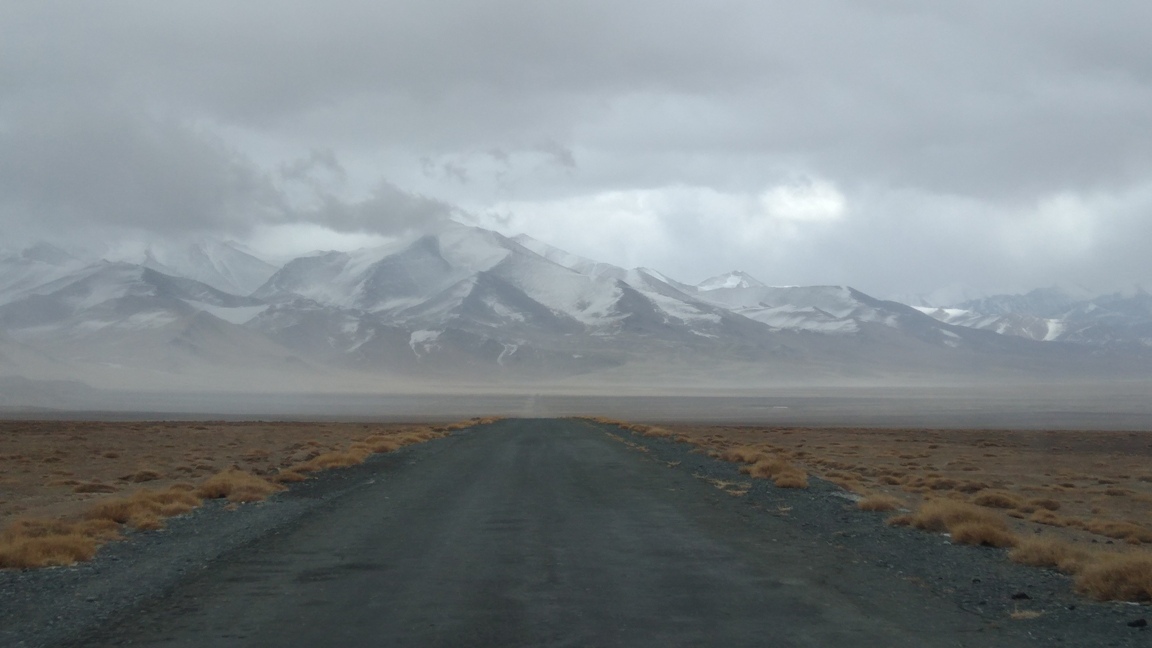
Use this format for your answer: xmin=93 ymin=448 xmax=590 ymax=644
xmin=1029 ymin=509 xmax=1067 ymax=526
xmin=1075 ymin=554 xmax=1152 ymax=601
xmin=296 ymin=448 xmax=370 ymax=472
xmin=1028 ymin=498 xmax=1060 ymax=511
xmin=361 ymin=436 xmax=401 ymax=453
xmin=898 ymin=499 xmax=1014 ymax=544
xmin=741 ymin=458 xmax=788 ymax=479
xmin=85 ymin=487 xmax=202 ymax=528
xmin=949 ymin=521 xmax=1018 ymax=548
xmin=1010 ymin=537 xmax=1091 ymax=574
xmin=638 ymin=426 xmax=674 ymax=438
xmin=72 ymin=482 xmax=118 ymax=494
xmin=829 ymin=477 xmax=864 ymax=494
xmin=1082 ymin=520 xmax=1152 ymax=543
xmin=858 ymin=494 xmax=904 ymax=512
xmin=736 ymin=456 xmax=808 ymax=489
xmin=773 ymin=471 xmax=809 ymax=489
xmin=973 ymin=490 xmax=1022 ymax=509
xmin=0 ymin=534 xmax=99 ymax=569
xmin=0 ymin=518 xmax=120 ymax=569
xmin=121 ymin=469 xmax=163 ymax=483
xmin=722 ymin=447 xmax=768 ymax=464
xmin=196 ymin=469 xmax=283 ymax=503
xmin=955 ymin=481 xmax=989 ymax=494
xmin=273 ymin=469 xmax=308 ymax=483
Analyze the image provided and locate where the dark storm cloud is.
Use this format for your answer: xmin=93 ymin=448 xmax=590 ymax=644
xmin=2 ymin=1 xmax=1151 ymax=294
xmin=0 ymin=103 xmax=275 ymax=233
xmin=294 ymin=181 xmax=458 ymax=234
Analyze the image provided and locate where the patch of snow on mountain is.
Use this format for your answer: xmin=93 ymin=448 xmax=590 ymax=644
xmin=140 ymin=240 xmax=279 ymax=296
xmin=439 ymin=226 xmax=513 ymax=271
xmin=497 ymin=343 xmax=519 ymax=365
xmin=698 ymin=271 xmax=767 ymax=292
xmin=511 ymin=234 xmax=606 ymax=276
xmin=738 ymin=305 xmax=858 ymax=334
xmin=483 ymin=296 xmax=526 ymax=322
xmin=0 ymin=244 xmax=88 ymax=305
xmin=409 ymin=330 xmax=441 ymax=357
xmin=193 ymin=304 xmax=269 ymax=325
xmin=491 ymin=254 xmax=622 ymax=325
xmin=645 ymin=290 xmax=722 ymax=325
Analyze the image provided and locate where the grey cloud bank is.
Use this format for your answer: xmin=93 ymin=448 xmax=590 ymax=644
xmin=2 ymin=1 xmax=1151 ymax=298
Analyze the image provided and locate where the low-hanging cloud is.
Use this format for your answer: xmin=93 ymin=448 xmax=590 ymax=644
xmin=291 ymin=180 xmax=458 ymax=235
xmin=3 ymin=1 xmax=1152 ymax=296
xmin=0 ymin=104 xmax=276 ymax=235
xmin=0 ymin=101 xmax=455 ymax=245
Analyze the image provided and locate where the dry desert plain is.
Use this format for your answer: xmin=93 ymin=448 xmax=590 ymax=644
xmin=600 ymin=419 xmax=1152 ymax=602
xmin=0 ymin=419 xmax=493 ymax=569
xmin=2 ymin=417 xmax=1152 ymax=602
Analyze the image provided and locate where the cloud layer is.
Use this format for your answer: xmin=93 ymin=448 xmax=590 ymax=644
xmin=3 ymin=1 xmax=1152 ymax=298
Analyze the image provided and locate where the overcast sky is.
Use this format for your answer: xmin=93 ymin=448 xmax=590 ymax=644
xmin=3 ymin=1 xmax=1151 ymax=300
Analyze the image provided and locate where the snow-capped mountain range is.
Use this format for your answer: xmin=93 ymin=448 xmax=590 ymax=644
xmin=0 ymin=225 xmax=1149 ymax=392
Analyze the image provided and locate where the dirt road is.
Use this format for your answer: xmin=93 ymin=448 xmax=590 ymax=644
xmin=64 ymin=419 xmax=1040 ymax=646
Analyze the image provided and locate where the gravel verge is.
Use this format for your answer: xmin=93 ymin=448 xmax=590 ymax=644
xmin=596 ymin=421 xmax=1151 ymax=647
xmin=0 ymin=438 xmax=443 ymax=648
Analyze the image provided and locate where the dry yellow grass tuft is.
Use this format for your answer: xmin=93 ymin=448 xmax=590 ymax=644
xmin=121 ymin=469 xmax=163 ymax=483
xmin=85 ymin=486 xmax=203 ymax=529
xmin=739 ymin=457 xmax=809 ymax=489
xmin=858 ymin=494 xmax=905 ymax=512
xmin=891 ymin=499 xmax=1018 ymax=547
xmin=296 ymin=448 xmax=372 ymax=472
xmin=721 ymin=446 xmax=768 ymax=464
xmin=772 ymin=472 xmax=809 ymax=489
xmin=196 ymin=469 xmax=284 ymax=503
xmin=948 ymin=521 xmax=1019 ymax=548
xmin=1081 ymin=519 xmax=1152 ymax=544
xmin=1075 ymin=554 xmax=1152 ymax=601
xmin=360 ymin=435 xmax=401 ymax=454
xmin=973 ymin=490 xmax=1022 ymax=509
xmin=1009 ymin=537 xmax=1092 ymax=574
xmin=0 ymin=517 xmax=120 ymax=569
xmin=639 ymin=426 xmax=675 ymax=438
xmin=272 ymin=469 xmax=309 ymax=483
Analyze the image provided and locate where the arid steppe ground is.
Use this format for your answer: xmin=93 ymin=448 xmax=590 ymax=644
xmin=661 ymin=423 xmax=1152 ymax=546
xmin=4 ymin=419 xmax=1152 ymax=552
xmin=0 ymin=420 xmax=461 ymax=535
xmin=4 ymin=417 xmax=1152 ymax=604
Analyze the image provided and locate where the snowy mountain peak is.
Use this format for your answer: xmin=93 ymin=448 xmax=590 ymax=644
xmin=138 ymin=240 xmax=279 ymax=296
xmin=17 ymin=242 xmax=78 ymax=266
xmin=697 ymin=271 xmax=767 ymax=291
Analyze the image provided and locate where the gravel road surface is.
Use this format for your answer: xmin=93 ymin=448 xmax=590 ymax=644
xmin=4 ymin=418 xmax=1147 ymax=646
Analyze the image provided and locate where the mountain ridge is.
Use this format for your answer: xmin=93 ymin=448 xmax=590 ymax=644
xmin=1 ymin=225 xmax=1149 ymax=393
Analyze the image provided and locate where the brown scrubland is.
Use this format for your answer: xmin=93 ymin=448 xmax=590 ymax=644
xmin=0 ymin=418 xmax=498 ymax=569
xmin=591 ymin=418 xmax=1152 ymax=603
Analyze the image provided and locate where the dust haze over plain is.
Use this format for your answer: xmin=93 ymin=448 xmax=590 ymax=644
xmin=3 ymin=1 xmax=1152 ymax=298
